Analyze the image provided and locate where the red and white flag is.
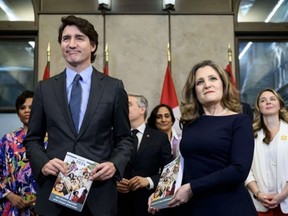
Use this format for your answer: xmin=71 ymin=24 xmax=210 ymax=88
xmin=103 ymin=60 xmax=108 ymax=76
xmin=225 ymin=63 xmax=236 ymax=87
xmin=226 ymin=43 xmax=236 ymax=87
xmin=42 ymin=61 xmax=50 ymax=80
xmin=160 ymin=62 xmax=181 ymax=134
xmin=43 ymin=42 xmax=50 ymax=80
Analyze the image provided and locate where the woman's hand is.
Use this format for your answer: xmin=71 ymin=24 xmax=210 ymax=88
xmin=257 ymin=192 xmax=278 ymax=209
xmin=147 ymin=193 xmax=159 ymax=215
xmin=267 ymin=192 xmax=286 ymax=209
xmin=6 ymin=192 xmax=29 ymax=209
xmin=168 ymin=183 xmax=193 ymax=207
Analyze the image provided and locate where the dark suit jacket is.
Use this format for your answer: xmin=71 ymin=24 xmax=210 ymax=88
xmin=24 ymin=68 xmax=133 ymax=216
xmin=117 ymin=126 xmax=173 ymax=216
xmin=241 ymin=102 xmax=254 ymax=120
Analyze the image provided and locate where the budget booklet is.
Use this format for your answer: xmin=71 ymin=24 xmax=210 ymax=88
xmin=49 ymin=152 xmax=98 ymax=212
xmin=151 ymin=155 xmax=184 ymax=209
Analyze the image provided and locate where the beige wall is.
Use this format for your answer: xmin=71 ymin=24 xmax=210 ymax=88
xmin=38 ymin=14 xmax=234 ymax=113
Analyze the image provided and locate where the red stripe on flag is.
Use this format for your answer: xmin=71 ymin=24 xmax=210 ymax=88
xmin=160 ymin=63 xmax=178 ymax=108
xmin=42 ymin=62 xmax=50 ymax=80
xmin=103 ymin=61 xmax=109 ymax=76
xmin=225 ymin=63 xmax=236 ymax=87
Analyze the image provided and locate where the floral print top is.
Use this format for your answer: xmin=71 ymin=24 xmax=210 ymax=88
xmin=0 ymin=128 xmax=46 ymax=216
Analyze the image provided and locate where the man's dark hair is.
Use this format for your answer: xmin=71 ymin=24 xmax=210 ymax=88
xmin=15 ymin=90 xmax=34 ymax=114
xmin=58 ymin=15 xmax=99 ymax=63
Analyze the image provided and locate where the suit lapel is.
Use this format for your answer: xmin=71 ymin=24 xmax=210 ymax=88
xmin=51 ymin=71 xmax=77 ymax=135
xmin=137 ymin=127 xmax=152 ymax=155
xmin=78 ymin=69 xmax=104 ymax=137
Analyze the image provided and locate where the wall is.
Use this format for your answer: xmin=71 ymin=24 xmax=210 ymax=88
xmin=0 ymin=114 xmax=21 ymax=137
xmin=38 ymin=14 xmax=234 ymax=113
xmin=0 ymin=14 xmax=234 ymax=136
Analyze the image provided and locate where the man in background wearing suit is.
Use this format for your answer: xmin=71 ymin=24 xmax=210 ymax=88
xmin=24 ymin=15 xmax=133 ymax=216
xmin=117 ymin=94 xmax=173 ymax=216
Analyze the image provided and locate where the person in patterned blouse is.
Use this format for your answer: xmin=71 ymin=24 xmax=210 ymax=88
xmin=0 ymin=90 xmax=47 ymax=216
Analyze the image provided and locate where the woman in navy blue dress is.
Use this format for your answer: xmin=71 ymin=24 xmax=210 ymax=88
xmin=149 ymin=60 xmax=257 ymax=216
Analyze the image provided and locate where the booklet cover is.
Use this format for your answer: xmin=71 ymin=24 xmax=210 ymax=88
xmin=151 ymin=155 xmax=184 ymax=209
xmin=49 ymin=152 xmax=98 ymax=212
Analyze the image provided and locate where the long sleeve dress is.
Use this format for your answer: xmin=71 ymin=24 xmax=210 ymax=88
xmin=179 ymin=114 xmax=257 ymax=216
xmin=0 ymin=128 xmax=39 ymax=216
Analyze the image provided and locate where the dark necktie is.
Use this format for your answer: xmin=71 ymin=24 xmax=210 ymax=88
xmin=131 ymin=129 xmax=139 ymax=161
xmin=69 ymin=74 xmax=82 ymax=132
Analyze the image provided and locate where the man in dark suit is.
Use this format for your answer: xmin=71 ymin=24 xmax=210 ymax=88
xmin=24 ymin=15 xmax=133 ymax=216
xmin=117 ymin=94 xmax=173 ymax=216
xmin=241 ymin=102 xmax=254 ymax=120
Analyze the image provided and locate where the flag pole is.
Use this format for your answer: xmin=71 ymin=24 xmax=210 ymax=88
xmin=105 ymin=43 xmax=109 ymax=63
xmin=167 ymin=10 xmax=172 ymax=73
xmin=167 ymin=43 xmax=171 ymax=63
xmin=226 ymin=43 xmax=236 ymax=87
xmin=227 ymin=43 xmax=232 ymax=64
xmin=103 ymin=42 xmax=109 ymax=75
xmin=47 ymin=42 xmax=51 ymax=62
xmin=42 ymin=42 xmax=51 ymax=80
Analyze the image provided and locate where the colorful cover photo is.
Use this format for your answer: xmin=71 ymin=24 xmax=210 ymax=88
xmin=49 ymin=152 xmax=97 ymax=212
xmin=151 ymin=155 xmax=184 ymax=209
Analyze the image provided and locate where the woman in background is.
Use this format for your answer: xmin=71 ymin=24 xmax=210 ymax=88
xmin=246 ymin=88 xmax=288 ymax=216
xmin=0 ymin=90 xmax=46 ymax=216
xmin=147 ymin=104 xmax=181 ymax=158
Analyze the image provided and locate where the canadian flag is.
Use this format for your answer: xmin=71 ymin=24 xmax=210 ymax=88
xmin=160 ymin=62 xmax=181 ymax=134
xmin=42 ymin=61 xmax=50 ymax=80
xmin=43 ymin=42 xmax=50 ymax=80
xmin=225 ymin=63 xmax=236 ymax=87
xmin=103 ymin=60 xmax=108 ymax=76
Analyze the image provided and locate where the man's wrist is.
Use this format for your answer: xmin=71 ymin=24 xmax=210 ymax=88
xmin=146 ymin=177 xmax=153 ymax=190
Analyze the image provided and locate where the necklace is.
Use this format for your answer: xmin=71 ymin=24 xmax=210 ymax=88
xmin=204 ymin=108 xmax=228 ymax=116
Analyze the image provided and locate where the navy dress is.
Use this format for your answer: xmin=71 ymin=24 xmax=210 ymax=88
xmin=179 ymin=114 xmax=257 ymax=216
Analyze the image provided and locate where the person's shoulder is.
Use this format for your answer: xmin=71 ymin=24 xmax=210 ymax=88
xmin=39 ymin=71 xmax=65 ymax=84
xmin=226 ymin=112 xmax=250 ymax=119
xmin=229 ymin=113 xmax=252 ymax=126
xmin=4 ymin=127 xmax=23 ymax=137
xmin=145 ymin=125 xmax=166 ymax=136
xmin=280 ymin=120 xmax=288 ymax=127
xmin=0 ymin=128 xmax=23 ymax=145
xmin=92 ymin=69 xmax=125 ymax=89
xmin=93 ymin=68 xmax=121 ymax=82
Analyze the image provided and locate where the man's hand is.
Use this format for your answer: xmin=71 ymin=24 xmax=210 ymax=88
xmin=128 ymin=176 xmax=149 ymax=191
xmin=117 ymin=178 xmax=130 ymax=193
xmin=91 ymin=162 xmax=116 ymax=181
xmin=41 ymin=158 xmax=67 ymax=176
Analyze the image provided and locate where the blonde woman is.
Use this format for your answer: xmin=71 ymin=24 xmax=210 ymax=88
xmin=246 ymin=88 xmax=288 ymax=216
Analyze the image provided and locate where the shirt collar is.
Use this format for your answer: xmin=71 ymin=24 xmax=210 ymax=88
xmin=132 ymin=123 xmax=146 ymax=134
xmin=172 ymin=127 xmax=181 ymax=140
xmin=66 ymin=66 xmax=93 ymax=85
